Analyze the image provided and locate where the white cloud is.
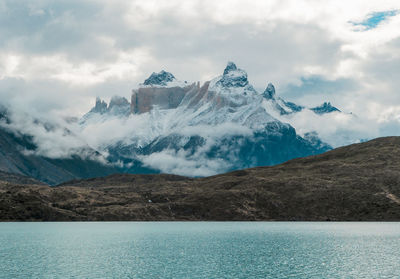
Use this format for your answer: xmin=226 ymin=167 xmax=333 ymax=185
xmin=0 ymin=107 xmax=89 ymax=159
xmin=0 ymin=48 xmax=152 ymax=86
xmin=139 ymin=149 xmax=228 ymax=177
xmin=280 ymin=110 xmax=377 ymax=147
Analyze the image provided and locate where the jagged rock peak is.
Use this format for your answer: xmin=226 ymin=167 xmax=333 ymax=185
xmin=223 ymin=61 xmax=238 ymax=75
xmin=263 ymin=83 xmax=276 ymax=100
xmin=217 ymin=62 xmax=248 ymax=88
xmin=311 ymin=102 xmax=340 ymax=115
xmin=90 ymin=97 xmax=108 ymax=114
xmin=143 ymin=70 xmax=176 ymax=86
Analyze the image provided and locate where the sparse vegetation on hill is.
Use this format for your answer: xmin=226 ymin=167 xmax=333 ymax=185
xmin=1 ymin=137 xmax=400 ymax=221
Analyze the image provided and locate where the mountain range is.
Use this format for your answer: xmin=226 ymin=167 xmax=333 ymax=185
xmin=0 ymin=62 xmax=346 ymax=184
xmin=79 ymin=62 xmax=340 ymax=176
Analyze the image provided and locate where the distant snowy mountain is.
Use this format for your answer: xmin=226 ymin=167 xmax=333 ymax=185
xmin=258 ymin=80 xmax=356 ymax=147
xmin=80 ymin=62 xmax=333 ymax=176
xmin=261 ymin=83 xmax=340 ymax=116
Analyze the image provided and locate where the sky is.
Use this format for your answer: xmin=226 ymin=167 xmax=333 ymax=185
xmin=1 ymin=0 xmax=400 ymax=138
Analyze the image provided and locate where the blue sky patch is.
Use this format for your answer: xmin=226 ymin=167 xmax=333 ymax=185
xmin=280 ymin=76 xmax=357 ymax=104
xmin=351 ymin=10 xmax=398 ymax=31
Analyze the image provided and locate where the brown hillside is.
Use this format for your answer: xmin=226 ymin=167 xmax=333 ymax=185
xmin=1 ymin=137 xmax=400 ymax=221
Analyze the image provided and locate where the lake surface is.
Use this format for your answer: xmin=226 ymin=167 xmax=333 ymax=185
xmin=0 ymin=222 xmax=399 ymax=278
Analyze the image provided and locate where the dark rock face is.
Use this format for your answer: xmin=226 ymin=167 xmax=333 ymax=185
xmin=143 ymin=70 xmax=176 ymax=86
xmin=263 ymin=83 xmax=276 ymax=100
xmin=283 ymin=101 xmax=304 ymax=113
xmin=223 ymin=61 xmax=237 ymax=75
xmin=311 ymin=102 xmax=340 ymax=114
xmin=202 ymin=128 xmax=326 ymax=170
xmin=2 ymin=137 xmax=400 ymax=221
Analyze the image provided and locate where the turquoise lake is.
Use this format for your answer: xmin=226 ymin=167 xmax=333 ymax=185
xmin=0 ymin=222 xmax=399 ymax=278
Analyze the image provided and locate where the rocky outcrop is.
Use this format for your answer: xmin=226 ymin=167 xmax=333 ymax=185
xmin=263 ymin=83 xmax=276 ymax=100
xmin=311 ymin=102 xmax=341 ymax=114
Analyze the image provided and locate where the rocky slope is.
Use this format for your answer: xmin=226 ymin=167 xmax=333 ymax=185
xmin=0 ymin=170 xmax=46 ymax=185
xmin=1 ymin=136 xmax=400 ymax=221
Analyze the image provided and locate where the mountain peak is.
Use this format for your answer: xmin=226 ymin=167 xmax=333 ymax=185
xmin=87 ymin=96 xmax=130 ymax=117
xmin=311 ymin=102 xmax=340 ymax=115
xmin=223 ymin=61 xmax=238 ymax=75
xmin=143 ymin=70 xmax=176 ymax=86
xmin=263 ymin=83 xmax=276 ymax=100
xmin=90 ymin=97 xmax=108 ymax=114
xmin=217 ymin=62 xmax=248 ymax=88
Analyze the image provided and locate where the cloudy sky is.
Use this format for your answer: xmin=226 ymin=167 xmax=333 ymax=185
xmin=1 ymin=0 xmax=400 ymax=135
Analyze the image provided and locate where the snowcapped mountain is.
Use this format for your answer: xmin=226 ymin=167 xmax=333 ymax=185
xmin=261 ymin=83 xmax=340 ymax=116
xmin=80 ymin=62 xmax=333 ymax=176
xmin=258 ymin=80 xmax=357 ymax=148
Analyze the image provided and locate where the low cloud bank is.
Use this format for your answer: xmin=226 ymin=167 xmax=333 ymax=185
xmin=3 ymin=95 xmax=400 ymax=176
xmin=139 ymin=149 xmax=228 ymax=177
